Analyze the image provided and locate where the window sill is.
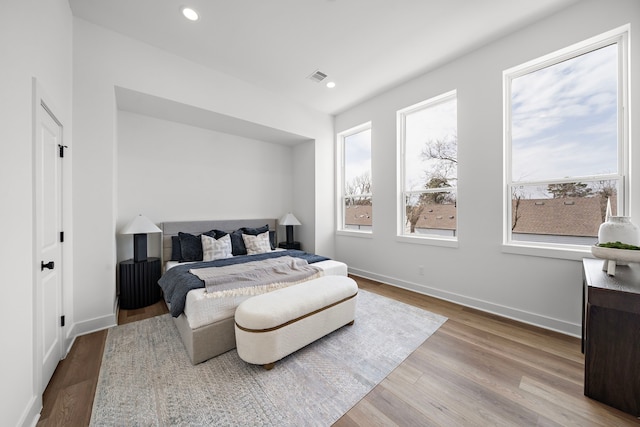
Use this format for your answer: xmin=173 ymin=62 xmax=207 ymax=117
xmin=336 ymin=230 xmax=373 ymax=239
xmin=395 ymin=235 xmax=458 ymax=248
xmin=502 ymin=242 xmax=592 ymax=261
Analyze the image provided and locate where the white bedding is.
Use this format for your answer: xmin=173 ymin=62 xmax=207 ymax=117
xmin=165 ymin=258 xmax=348 ymax=329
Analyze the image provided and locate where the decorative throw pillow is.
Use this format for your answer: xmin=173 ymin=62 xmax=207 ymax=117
xmin=201 ymin=234 xmax=232 ymax=261
xmin=230 ymin=229 xmax=247 ymax=256
xmin=268 ymin=230 xmax=276 ymax=250
xmin=242 ymin=231 xmax=272 ymax=255
xmin=178 ymin=232 xmax=203 ymax=262
xmin=242 ymin=224 xmax=275 ymax=250
xmin=170 ymin=236 xmax=182 ymax=261
xmin=241 ymin=224 xmax=269 ymax=235
xmin=209 ymin=229 xmax=228 ymax=239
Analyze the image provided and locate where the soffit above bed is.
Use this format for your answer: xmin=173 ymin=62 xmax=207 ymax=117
xmin=115 ymin=86 xmax=311 ymax=146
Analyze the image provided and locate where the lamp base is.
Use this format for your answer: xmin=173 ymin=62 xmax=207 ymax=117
xmin=285 ymin=225 xmax=295 ymax=245
xmin=133 ymin=233 xmax=148 ymax=263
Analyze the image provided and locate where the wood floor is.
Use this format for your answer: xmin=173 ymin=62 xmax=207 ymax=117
xmin=37 ymin=276 xmax=639 ymax=426
xmin=36 ymin=300 xmax=169 ymax=426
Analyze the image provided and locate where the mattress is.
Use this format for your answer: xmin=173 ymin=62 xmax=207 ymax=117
xmin=165 ymin=259 xmax=348 ymax=329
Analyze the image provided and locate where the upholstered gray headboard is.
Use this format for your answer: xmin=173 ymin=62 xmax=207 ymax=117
xmin=161 ymin=218 xmax=278 ymax=264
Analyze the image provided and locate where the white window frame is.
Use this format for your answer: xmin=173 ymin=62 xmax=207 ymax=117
xmin=336 ymin=122 xmax=373 ymax=237
xmin=503 ymin=26 xmax=629 ymax=260
xmin=397 ymin=90 xmax=458 ymax=248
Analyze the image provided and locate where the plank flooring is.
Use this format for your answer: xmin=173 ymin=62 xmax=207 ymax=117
xmin=37 ymin=276 xmax=639 ymax=426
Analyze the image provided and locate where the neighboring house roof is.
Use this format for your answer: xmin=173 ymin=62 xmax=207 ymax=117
xmin=345 ymin=204 xmax=457 ymax=230
xmin=414 ymin=204 xmax=456 ymax=230
xmin=512 ymin=196 xmax=613 ymax=237
xmin=344 ymin=205 xmax=372 ymax=227
xmin=346 ymin=195 xmax=616 ymax=237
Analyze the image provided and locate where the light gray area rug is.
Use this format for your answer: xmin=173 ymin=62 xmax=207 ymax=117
xmin=90 ymin=289 xmax=447 ymax=426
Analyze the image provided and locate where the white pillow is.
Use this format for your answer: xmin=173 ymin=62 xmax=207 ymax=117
xmin=242 ymin=231 xmax=272 ymax=255
xmin=201 ymin=234 xmax=233 ymax=261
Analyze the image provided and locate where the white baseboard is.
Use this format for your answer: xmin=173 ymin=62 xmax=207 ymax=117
xmin=349 ymin=267 xmax=581 ymax=337
xmin=19 ymin=394 xmax=40 ymax=427
xmin=68 ymin=312 xmax=117 ymax=340
xmin=64 ymin=330 xmax=76 ymax=357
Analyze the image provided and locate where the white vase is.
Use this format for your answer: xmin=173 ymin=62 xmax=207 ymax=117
xmin=597 ymin=216 xmax=640 ymax=246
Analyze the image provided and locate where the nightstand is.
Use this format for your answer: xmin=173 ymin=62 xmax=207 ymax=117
xmin=119 ymin=257 xmax=162 ymax=309
xmin=278 ymin=241 xmax=301 ymax=250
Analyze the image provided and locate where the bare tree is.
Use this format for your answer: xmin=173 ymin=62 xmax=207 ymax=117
xmin=511 ymin=187 xmax=524 ymax=231
xmin=420 ymin=133 xmax=458 ymax=186
xmin=345 ymin=171 xmax=372 ymax=206
xmin=592 ymin=180 xmax=617 ymax=220
xmin=406 ymin=134 xmax=458 ymax=233
xmin=406 ymin=202 xmax=425 ymax=233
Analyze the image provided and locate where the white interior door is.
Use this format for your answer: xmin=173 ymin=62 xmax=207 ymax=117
xmin=35 ymin=97 xmax=64 ymax=393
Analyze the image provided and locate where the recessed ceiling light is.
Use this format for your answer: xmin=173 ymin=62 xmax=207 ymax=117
xmin=181 ymin=7 xmax=199 ymax=21
xmin=326 ymin=81 xmax=336 ymax=89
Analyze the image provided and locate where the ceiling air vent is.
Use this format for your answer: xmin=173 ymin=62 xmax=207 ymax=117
xmin=307 ymin=70 xmax=328 ymax=83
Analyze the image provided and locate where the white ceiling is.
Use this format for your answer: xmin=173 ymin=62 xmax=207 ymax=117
xmin=69 ymin=0 xmax=579 ymax=116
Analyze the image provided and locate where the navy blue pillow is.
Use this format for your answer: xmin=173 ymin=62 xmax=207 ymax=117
xmin=268 ymin=230 xmax=276 ymax=250
xmin=170 ymin=236 xmax=182 ymax=261
xmin=241 ymin=224 xmax=269 ymax=235
xmin=178 ymin=232 xmax=203 ymax=262
xmin=230 ymin=229 xmax=247 ymax=256
xmin=210 ymin=229 xmax=229 ymax=239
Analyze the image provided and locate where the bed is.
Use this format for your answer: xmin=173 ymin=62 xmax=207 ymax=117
xmin=158 ymin=218 xmax=348 ymax=364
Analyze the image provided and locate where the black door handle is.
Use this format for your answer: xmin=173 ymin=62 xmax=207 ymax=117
xmin=41 ymin=261 xmax=55 ymax=271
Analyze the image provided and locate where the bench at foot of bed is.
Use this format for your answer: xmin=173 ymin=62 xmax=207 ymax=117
xmin=234 ymin=275 xmax=358 ymax=370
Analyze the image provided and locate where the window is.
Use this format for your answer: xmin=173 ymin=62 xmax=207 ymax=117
xmin=337 ymin=123 xmax=372 ymax=232
xmin=398 ymin=91 xmax=457 ymax=240
xmin=504 ymin=28 xmax=628 ymax=250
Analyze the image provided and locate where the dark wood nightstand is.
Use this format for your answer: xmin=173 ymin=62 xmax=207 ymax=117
xmin=278 ymin=241 xmax=301 ymax=250
xmin=119 ymin=257 xmax=162 ymax=310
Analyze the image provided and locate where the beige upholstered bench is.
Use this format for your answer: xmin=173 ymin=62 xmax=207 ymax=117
xmin=234 ymin=275 xmax=358 ymax=370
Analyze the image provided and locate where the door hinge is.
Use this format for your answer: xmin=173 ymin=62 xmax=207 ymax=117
xmin=58 ymin=144 xmax=68 ymax=158
xmin=60 ymin=231 xmax=64 ymax=242
xmin=60 ymin=315 xmax=65 ymax=327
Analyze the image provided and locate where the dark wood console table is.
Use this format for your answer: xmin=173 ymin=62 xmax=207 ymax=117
xmin=582 ymin=258 xmax=640 ymax=416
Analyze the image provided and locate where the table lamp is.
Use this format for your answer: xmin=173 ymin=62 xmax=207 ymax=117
xmin=121 ymin=214 xmax=162 ymax=262
xmin=279 ymin=213 xmax=301 ymax=245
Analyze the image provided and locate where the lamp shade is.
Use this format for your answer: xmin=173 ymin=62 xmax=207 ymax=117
xmin=279 ymin=213 xmax=301 ymax=226
xmin=121 ymin=214 xmax=162 ymax=234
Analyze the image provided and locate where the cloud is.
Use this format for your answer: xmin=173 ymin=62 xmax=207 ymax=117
xmin=344 ymin=129 xmax=372 ymax=184
xmin=511 ymin=44 xmax=616 ymax=141
xmin=511 ymin=43 xmax=618 ymax=181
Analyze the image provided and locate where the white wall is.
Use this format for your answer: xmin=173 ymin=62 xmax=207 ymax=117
xmin=334 ymin=0 xmax=640 ymax=336
xmin=72 ymin=18 xmax=335 ymax=338
xmin=116 ymin=111 xmax=296 ymax=261
xmin=291 ymin=140 xmax=316 ymax=251
xmin=0 ymin=1 xmax=73 ymax=426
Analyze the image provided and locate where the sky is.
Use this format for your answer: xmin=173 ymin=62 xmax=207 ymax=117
xmin=511 ymin=43 xmax=618 ymax=184
xmin=344 ymin=42 xmax=618 ymax=200
xmin=404 ymin=97 xmax=457 ymax=191
xmin=344 ymin=128 xmax=371 ymax=194
xmin=343 ymin=98 xmax=458 ymax=196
